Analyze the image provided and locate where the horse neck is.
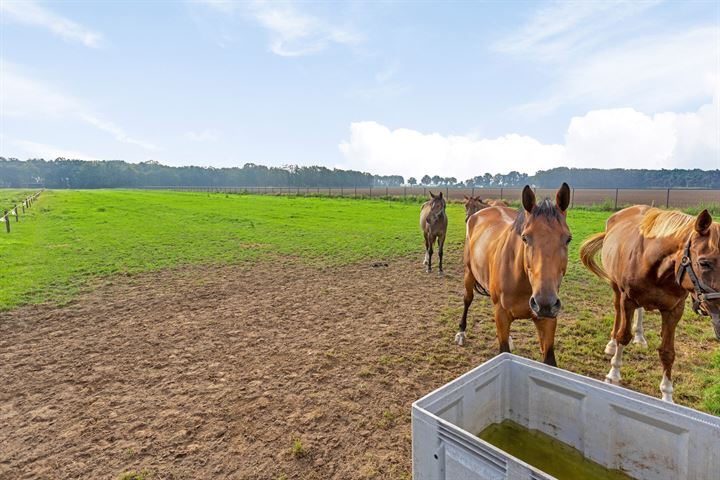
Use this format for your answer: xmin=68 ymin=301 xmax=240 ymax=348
xmin=497 ymin=225 xmax=529 ymax=285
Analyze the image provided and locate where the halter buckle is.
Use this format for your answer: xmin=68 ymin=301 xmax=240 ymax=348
xmin=681 ymin=256 xmax=691 ymax=266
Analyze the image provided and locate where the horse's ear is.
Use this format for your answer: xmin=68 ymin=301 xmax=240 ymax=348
xmin=429 ymin=191 xmax=435 ymax=198
xmin=521 ymin=185 xmax=536 ymax=213
xmin=463 ymin=195 xmax=470 ymax=201
xmin=475 ymin=196 xmax=483 ymax=202
xmin=556 ymin=182 xmax=571 ymax=213
xmin=695 ymin=209 xmax=712 ymax=235
xmin=438 ymin=191 xmax=443 ymax=198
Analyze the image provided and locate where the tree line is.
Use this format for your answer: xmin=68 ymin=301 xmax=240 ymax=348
xmin=0 ymin=158 xmax=404 ymax=189
xmin=1 ymin=157 xmax=719 ymax=189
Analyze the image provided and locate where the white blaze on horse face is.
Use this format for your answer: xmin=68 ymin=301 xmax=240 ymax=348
xmin=660 ymin=373 xmax=674 ymax=403
xmin=632 ymin=308 xmax=648 ymax=348
xmin=605 ymin=343 xmax=623 ymax=384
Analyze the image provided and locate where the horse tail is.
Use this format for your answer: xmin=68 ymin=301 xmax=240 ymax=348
xmin=579 ymin=232 xmax=611 ymax=283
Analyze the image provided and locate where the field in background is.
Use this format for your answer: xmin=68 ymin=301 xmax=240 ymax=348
xmin=1 ymin=189 xmax=719 ymax=478
xmin=151 ymin=185 xmax=720 ymax=211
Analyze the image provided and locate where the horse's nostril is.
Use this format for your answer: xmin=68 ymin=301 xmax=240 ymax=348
xmin=554 ymin=298 xmax=562 ymax=310
xmin=529 ymin=297 xmax=540 ymax=313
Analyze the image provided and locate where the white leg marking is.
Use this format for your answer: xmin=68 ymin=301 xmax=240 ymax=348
xmin=423 ymin=253 xmax=429 ymax=266
xmin=632 ymin=308 xmax=648 ymax=348
xmin=454 ymin=331 xmax=466 ymax=346
xmin=604 ymin=338 xmax=617 ymax=356
xmin=508 ymin=336 xmax=514 ymax=351
xmin=605 ymin=343 xmax=623 ymax=384
xmin=660 ymin=373 xmax=674 ymax=403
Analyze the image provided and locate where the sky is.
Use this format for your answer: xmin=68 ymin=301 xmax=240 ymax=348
xmin=1 ymin=0 xmax=719 ymax=181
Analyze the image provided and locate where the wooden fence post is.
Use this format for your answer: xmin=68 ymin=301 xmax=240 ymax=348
xmin=571 ymin=188 xmax=575 ymax=209
xmin=14 ymin=207 xmax=19 ymax=222
xmin=614 ymin=188 xmax=619 ymax=210
xmin=500 ymin=187 xmax=503 ymax=201
xmin=666 ymin=188 xmax=670 ymax=208
xmin=446 ymin=187 xmax=449 ymax=199
xmin=4 ymin=210 xmax=9 ymax=233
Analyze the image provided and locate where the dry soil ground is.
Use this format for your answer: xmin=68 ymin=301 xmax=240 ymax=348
xmin=1 ymin=250 xmax=514 ymax=480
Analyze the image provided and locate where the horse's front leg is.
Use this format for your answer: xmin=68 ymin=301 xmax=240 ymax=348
xmin=606 ymin=295 xmax=637 ymax=384
xmin=437 ymin=232 xmax=445 ymax=276
xmin=425 ymin=236 xmax=434 ymax=274
xmin=534 ymin=316 xmax=557 ymax=367
xmin=494 ymin=306 xmax=512 ymax=353
xmin=632 ymin=308 xmax=648 ymax=348
xmin=658 ymin=304 xmax=683 ymax=402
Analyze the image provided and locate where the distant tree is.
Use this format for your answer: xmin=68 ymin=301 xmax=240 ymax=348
xmin=421 ymin=175 xmax=432 ymax=185
xmin=431 ymin=175 xmax=442 ymax=185
xmin=407 ymin=177 xmax=417 ymax=186
xmin=446 ymin=177 xmax=457 ymax=186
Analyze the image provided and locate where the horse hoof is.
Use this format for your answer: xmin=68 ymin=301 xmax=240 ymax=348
xmin=661 ymin=394 xmax=674 ymax=403
xmin=633 ymin=336 xmax=648 ymax=348
xmin=437 ymin=270 xmax=444 ymax=277
xmin=454 ymin=332 xmax=466 ymax=346
xmin=605 ymin=371 xmax=621 ymax=385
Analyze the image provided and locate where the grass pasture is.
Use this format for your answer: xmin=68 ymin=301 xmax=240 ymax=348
xmin=1 ymin=189 xmax=719 ymax=478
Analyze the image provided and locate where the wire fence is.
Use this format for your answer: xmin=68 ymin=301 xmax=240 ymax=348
xmin=141 ymin=186 xmax=720 ymax=209
xmin=1 ymin=191 xmax=43 ymax=233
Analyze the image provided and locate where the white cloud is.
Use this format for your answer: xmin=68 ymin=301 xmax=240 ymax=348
xmin=516 ymin=27 xmax=719 ymax=115
xmin=0 ymin=0 xmax=103 ymax=48
xmin=494 ymin=1 xmax=660 ymax=60
xmin=196 ymin=0 xmax=362 ymax=56
xmin=1 ymin=63 xmax=160 ymax=152
xmin=4 ymin=138 xmax=95 ymax=160
xmin=339 ymin=94 xmax=720 ymax=179
xmin=338 ymin=121 xmax=565 ymax=179
xmin=185 ymin=129 xmax=221 ymax=142
xmin=495 ymin=1 xmax=718 ymax=115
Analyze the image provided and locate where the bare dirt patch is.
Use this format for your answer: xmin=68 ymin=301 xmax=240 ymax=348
xmin=1 ymin=252 xmax=512 ymax=480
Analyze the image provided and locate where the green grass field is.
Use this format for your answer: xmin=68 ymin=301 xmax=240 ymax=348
xmin=1 ymin=189 xmax=718 ymax=413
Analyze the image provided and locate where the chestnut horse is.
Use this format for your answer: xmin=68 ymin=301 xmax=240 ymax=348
xmin=463 ymin=195 xmax=489 ymax=222
xmin=580 ymin=206 xmax=720 ymax=402
xmin=420 ymin=191 xmax=448 ymax=275
xmin=456 ymin=184 xmax=572 ymax=366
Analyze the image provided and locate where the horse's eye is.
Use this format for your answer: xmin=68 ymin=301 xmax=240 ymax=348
xmin=566 ymin=236 xmax=573 ymax=245
xmin=521 ymin=235 xmax=528 ymax=244
xmin=699 ymin=260 xmax=713 ymax=270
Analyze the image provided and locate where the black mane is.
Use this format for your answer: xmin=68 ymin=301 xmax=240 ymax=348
xmin=512 ymin=198 xmax=562 ymax=235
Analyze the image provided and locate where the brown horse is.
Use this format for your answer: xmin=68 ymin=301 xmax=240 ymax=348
xmin=485 ymin=199 xmax=508 ymax=208
xmin=420 ymin=191 xmax=448 ymax=275
xmin=463 ymin=195 xmax=489 ymax=222
xmin=580 ymin=206 xmax=720 ymax=402
xmin=457 ymin=184 xmax=572 ymax=366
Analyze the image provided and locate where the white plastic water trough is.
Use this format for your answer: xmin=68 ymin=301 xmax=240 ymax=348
xmin=412 ymin=353 xmax=720 ymax=480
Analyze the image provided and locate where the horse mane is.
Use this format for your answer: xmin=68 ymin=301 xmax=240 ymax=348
xmin=640 ymin=208 xmax=720 ymax=245
xmin=512 ymin=199 xmax=562 ymax=235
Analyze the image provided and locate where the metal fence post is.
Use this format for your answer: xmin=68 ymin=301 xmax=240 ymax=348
xmin=571 ymin=188 xmax=575 ymax=209
xmin=666 ymin=188 xmax=670 ymax=208
xmin=614 ymin=188 xmax=619 ymax=210
xmin=500 ymin=187 xmax=503 ymax=201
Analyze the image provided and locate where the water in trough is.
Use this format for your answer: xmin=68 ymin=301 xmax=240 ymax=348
xmin=478 ymin=420 xmax=633 ymax=480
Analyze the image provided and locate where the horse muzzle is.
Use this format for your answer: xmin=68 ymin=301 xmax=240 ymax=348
xmin=529 ymin=295 xmax=562 ymax=318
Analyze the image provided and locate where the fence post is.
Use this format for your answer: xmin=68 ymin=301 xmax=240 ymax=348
xmin=354 ymin=186 xmax=357 ymax=198
xmin=386 ymin=186 xmax=389 ymax=197
xmin=423 ymin=187 xmax=426 ymax=196
xmin=666 ymin=188 xmax=670 ymax=208
xmin=471 ymin=187 xmax=475 ymax=198
xmin=571 ymin=188 xmax=575 ymax=209
xmin=370 ymin=186 xmax=373 ymax=198
xmin=614 ymin=188 xmax=619 ymax=210
xmin=446 ymin=187 xmax=449 ymax=199
xmin=14 ymin=207 xmax=18 ymax=222
xmin=500 ymin=187 xmax=503 ymax=201
xmin=22 ymin=202 xmax=25 ymax=213
xmin=404 ymin=186 xmax=407 ymax=199
xmin=4 ymin=210 xmax=9 ymax=233
xmin=341 ymin=187 xmax=343 ymax=197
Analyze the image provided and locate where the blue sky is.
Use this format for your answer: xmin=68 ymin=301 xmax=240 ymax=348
xmin=1 ymin=0 xmax=718 ymax=180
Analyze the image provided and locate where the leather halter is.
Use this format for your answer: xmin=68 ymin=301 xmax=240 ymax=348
xmin=675 ymin=237 xmax=720 ymax=314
